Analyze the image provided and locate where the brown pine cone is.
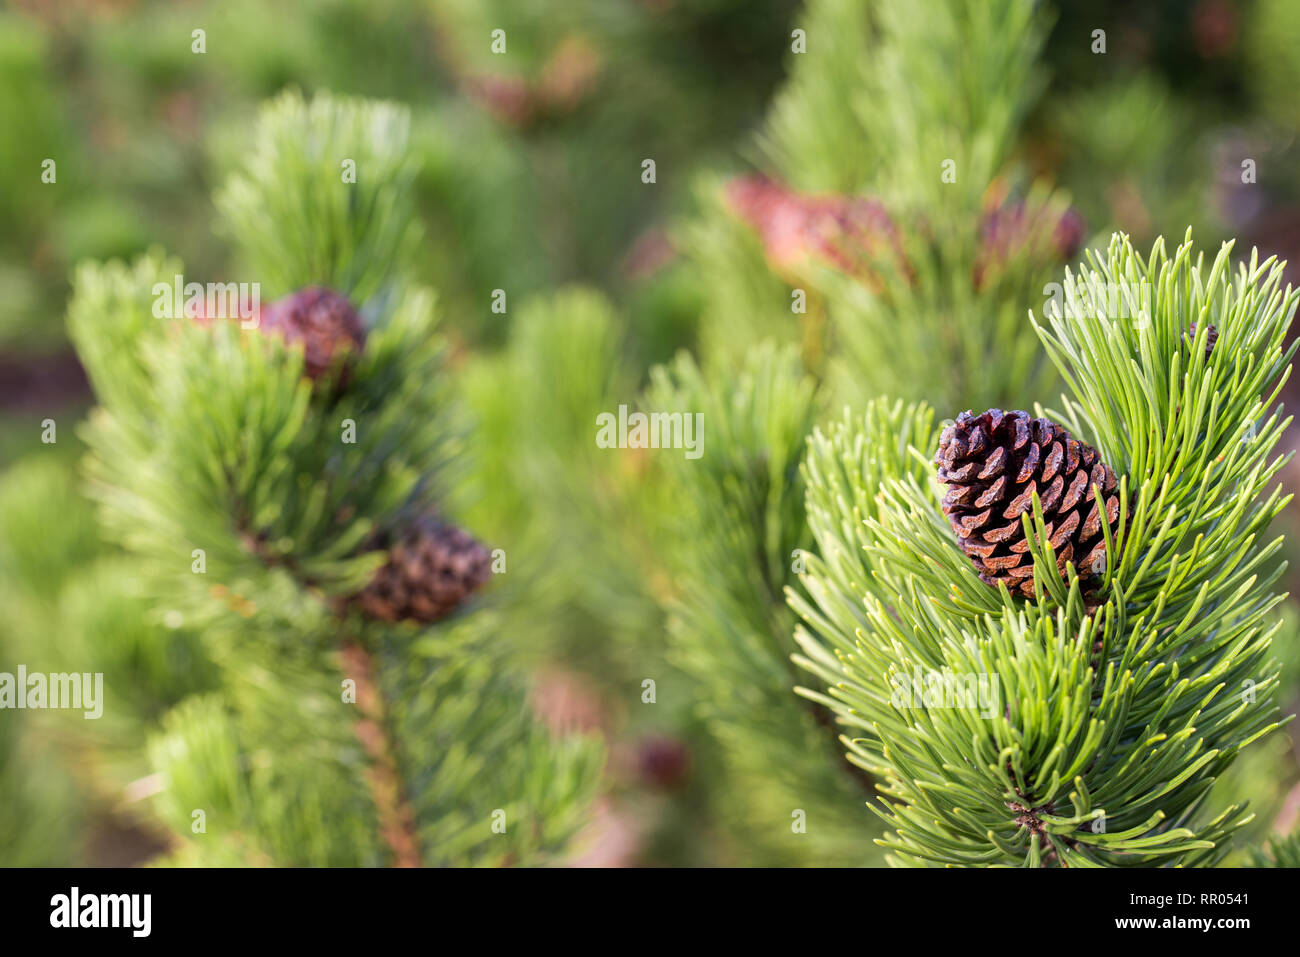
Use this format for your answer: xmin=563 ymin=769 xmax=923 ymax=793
xmin=351 ymin=518 xmax=492 ymax=624
xmin=934 ymin=409 xmax=1121 ymax=597
xmin=1188 ymin=322 xmax=1219 ymax=359
xmin=260 ymin=287 xmax=366 ymax=384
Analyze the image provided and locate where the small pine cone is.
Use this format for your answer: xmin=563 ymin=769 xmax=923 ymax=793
xmin=352 ymin=519 xmax=492 ymax=624
xmin=1052 ymin=207 xmax=1087 ymax=262
xmin=465 ymin=74 xmax=535 ymax=126
xmin=724 ymin=175 xmax=910 ymax=289
xmin=934 ymin=410 xmax=1120 ymax=597
xmin=818 ymin=196 xmax=902 ymax=282
xmin=1188 ymin=322 xmax=1219 ymax=359
xmin=973 ymin=199 xmax=1085 ymax=291
xmin=724 ymin=175 xmax=820 ymax=273
xmin=632 ymin=735 xmax=692 ymax=791
xmin=260 ymin=287 xmax=366 ymax=384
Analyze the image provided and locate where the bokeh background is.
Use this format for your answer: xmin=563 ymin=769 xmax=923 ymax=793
xmin=3 ymin=0 xmax=1300 ymax=866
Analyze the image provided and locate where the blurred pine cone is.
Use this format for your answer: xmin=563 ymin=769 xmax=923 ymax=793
xmin=351 ymin=518 xmax=492 ymax=624
xmin=633 ymin=735 xmax=692 ymax=790
xmin=261 ymin=287 xmax=366 ymax=384
xmin=972 ymin=197 xmax=1085 ymax=291
xmin=935 ymin=409 xmax=1120 ymax=597
xmin=724 ymin=175 xmax=908 ymax=289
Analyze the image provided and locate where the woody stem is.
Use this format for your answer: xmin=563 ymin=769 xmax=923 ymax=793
xmin=338 ymin=639 xmax=422 ymax=868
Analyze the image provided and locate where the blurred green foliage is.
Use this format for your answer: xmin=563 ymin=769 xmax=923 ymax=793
xmin=3 ymin=0 xmax=1300 ymax=866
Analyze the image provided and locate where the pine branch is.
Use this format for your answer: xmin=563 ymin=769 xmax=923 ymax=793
xmin=458 ymin=287 xmax=667 ymax=678
xmin=697 ymin=0 xmax=1076 ymax=415
xmin=215 ymin=90 xmax=421 ymax=303
xmin=755 ymin=0 xmax=877 ymax=194
xmin=647 ymin=343 xmax=884 ymax=864
xmin=760 ymin=0 xmax=1050 ymax=205
xmin=791 ymin=232 xmax=1299 ymax=867
xmin=66 ymin=90 xmax=603 ymax=867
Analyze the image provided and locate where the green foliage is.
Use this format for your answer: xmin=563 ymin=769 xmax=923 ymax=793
xmin=459 ymin=286 xmax=670 ymax=680
xmin=760 ymin=0 xmax=1049 ymax=206
xmin=64 ymin=90 xmax=602 ymax=866
xmin=1209 ymin=725 xmax=1299 ymax=861
xmin=757 ymin=0 xmax=875 ymax=194
xmin=696 ymin=0 xmax=1074 ymax=413
xmin=148 ymin=609 xmax=601 ymax=867
xmin=790 ymin=233 xmax=1298 ymax=866
xmin=0 ymin=453 xmax=102 ymax=600
xmin=60 ymin=557 xmax=220 ymax=724
xmin=0 ymin=451 xmax=202 ymax=863
xmin=1045 ymin=75 xmax=1203 ymax=244
xmin=429 ymin=0 xmax=794 ymax=285
xmin=0 ymin=450 xmax=213 ymax=797
xmin=67 ymin=251 xmax=185 ymax=422
xmin=1249 ymin=827 xmax=1300 ymax=867
xmin=0 ymin=12 xmax=70 ymax=347
xmin=0 ymin=14 xmax=64 ymax=243
xmin=215 ymin=90 xmax=422 ymax=303
xmin=1246 ymin=0 xmax=1300 ymax=131
xmin=657 ymin=0 xmax=1080 ymax=864
xmin=646 ymin=344 xmax=883 ymax=864
xmin=678 ymin=176 xmax=800 ymax=365
xmin=0 ymin=457 xmax=85 ymax=867
xmin=803 ymin=0 xmax=1067 ymax=413
xmin=70 ymin=252 xmax=459 ymax=636
xmin=0 ymin=705 xmax=79 ymax=866
xmin=6 ymin=0 xmax=1299 ymax=871
xmin=818 ymin=183 xmax=1077 ymax=414
xmin=410 ymin=105 xmax=551 ymax=346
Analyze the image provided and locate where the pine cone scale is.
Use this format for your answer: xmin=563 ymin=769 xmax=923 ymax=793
xmin=1041 ymin=442 xmax=1063 ymax=481
xmin=1002 ymin=480 xmax=1035 ymax=519
xmin=1040 ymin=474 xmax=1064 ymax=510
xmin=985 ymin=520 xmax=1021 ymax=544
xmin=1013 ymin=442 xmax=1039 ymax=482
xmin=978 ymin=446 xmax=1006 ymax=478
